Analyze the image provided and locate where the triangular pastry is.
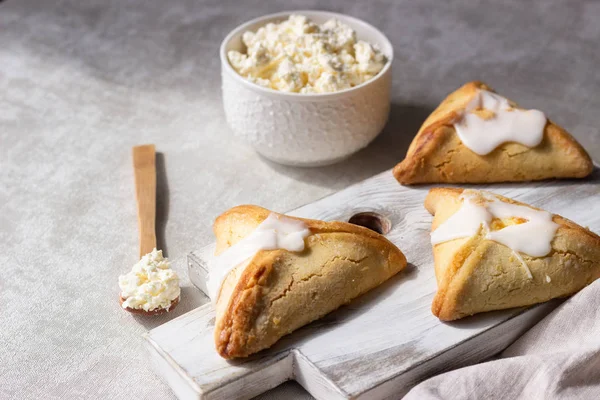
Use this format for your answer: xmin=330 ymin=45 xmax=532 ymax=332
xmin=209 ymin=205 xmax=407 ymax=358
xmin=394 ymin=81 xmax=593 ymax=184
xmin=425 ymin=188 xmax=600 ymax=321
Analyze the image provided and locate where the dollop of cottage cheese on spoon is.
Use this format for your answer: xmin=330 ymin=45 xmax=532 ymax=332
xmin=227 ymin=15 xmax=388 ymax=93
xmin=119 ymin=248 xmax=180 ymax=312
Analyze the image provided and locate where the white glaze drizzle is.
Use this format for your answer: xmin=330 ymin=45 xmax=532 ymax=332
xmin=206 ymin=213 xmax=310 ymax=302
xmin=431 ymin=190 xmax=559 ymax=278
xmin=454 ymin=89 xmax=547 ymax=155
xmin=485 ymin=199 xmax=557 ymax=257
xmin=511 ymin=250 xmax=532 ymax=279
xmin=430 ymin=197 xmax=491 ymax=244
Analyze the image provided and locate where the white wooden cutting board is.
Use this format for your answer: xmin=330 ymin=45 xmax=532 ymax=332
xmin=144 ymin=167 xmax=600 ymax=400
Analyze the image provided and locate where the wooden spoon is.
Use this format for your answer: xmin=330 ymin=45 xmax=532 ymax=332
xmin=119 ymin=295 xmax=179 ymax=315
xmin=133 ymin=144 xmax=157 ymax=258
xmin=120 ymin=144 xmax=178 ymax=315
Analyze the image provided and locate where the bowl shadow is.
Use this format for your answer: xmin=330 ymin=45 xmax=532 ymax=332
xmin=262 ymin=102 xmax=433 ymax=190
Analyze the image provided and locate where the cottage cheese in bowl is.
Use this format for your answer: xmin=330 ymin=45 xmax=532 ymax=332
xmin=227 ymin=15 xmax=387 ymax=94
xmin=220 ymin=11 xmax=393 ymax=166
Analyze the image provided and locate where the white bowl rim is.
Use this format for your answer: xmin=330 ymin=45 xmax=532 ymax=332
xmin=219 ymin=10 xmax=394 ymax=101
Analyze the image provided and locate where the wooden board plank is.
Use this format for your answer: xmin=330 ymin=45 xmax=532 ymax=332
xmin=145 ymin=168 xmax=600 ymax=400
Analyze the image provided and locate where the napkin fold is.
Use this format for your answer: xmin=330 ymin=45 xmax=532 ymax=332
xmin=404 ymin=279 xmax=600 ymax=399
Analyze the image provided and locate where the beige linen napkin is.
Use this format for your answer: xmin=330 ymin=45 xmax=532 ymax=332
xmin=404 ymin=279 xmax=600 ymax=399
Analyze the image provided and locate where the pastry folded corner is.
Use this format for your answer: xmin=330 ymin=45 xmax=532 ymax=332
xmin=394 ymin=81 xmax=593 ymax=185
xmin=212 ymin=205 xmax=407 ymax=358
xmin=425 ymin=188 xmax=600 ymax=321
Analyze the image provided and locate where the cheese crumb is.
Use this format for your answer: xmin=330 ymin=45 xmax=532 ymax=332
xmin=227 ymin=15 xmax=387 ymax=93
xmin=119 ymin=248 xmax=180 ymax=311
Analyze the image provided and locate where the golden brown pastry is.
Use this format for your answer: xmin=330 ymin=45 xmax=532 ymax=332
xmin=394 ymin=81 xmax=593 ymax=184
xmin=211 ymin=205 xmax=407 ymax=358
xmin=425 ymin=188 xmax=600 ymax=321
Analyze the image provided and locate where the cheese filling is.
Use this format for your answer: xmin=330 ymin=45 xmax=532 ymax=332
xmin=119 ymin=248 xmax=180 ymax=311
xmin=227 ymin=15 xmax=388 ymax=93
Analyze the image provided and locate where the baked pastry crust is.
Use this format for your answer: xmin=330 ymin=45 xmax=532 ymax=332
xmin=425 ymin=188 xmax=600 ymax=321
xmin=212 ymin=205 xmax=407 ymax=358
xmin=394 ymin=81 xmax=593 ymax=184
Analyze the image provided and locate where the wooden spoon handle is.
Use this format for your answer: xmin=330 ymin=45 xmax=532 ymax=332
xmin=132 ymin=144 xmax=157 ymax=258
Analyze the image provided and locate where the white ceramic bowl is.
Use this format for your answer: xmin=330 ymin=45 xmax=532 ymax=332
xmin=220 ymin=10 xmax=393 ymax=167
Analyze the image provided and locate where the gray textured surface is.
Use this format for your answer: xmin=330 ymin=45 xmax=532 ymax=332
xmin=1 ymin=0 xmax=599 ymax=399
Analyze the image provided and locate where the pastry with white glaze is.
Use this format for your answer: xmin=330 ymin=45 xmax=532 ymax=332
xmin=210 ymin=205 xmax=407 ymax=358
xmin=394 ymin=81 xmax=593 ymax=184
xmin=425 ymin=188 xmax=600 ymax=321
